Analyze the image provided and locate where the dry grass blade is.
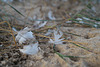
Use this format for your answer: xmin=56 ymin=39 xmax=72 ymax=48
xmin=0 ymin=21 xmax=17 ymax=47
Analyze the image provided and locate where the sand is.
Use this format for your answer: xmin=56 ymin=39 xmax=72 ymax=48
xmin=0 ymin=0 xmax=100 ymax=67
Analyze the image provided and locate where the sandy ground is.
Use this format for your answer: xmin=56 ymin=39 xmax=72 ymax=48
xmin=0 ymin=0 xmax=100 ymax=67
xmin=0 ymin=27 xmax=100 ymax=67
xmin=25 ymin=27 xmax=100 ymax=67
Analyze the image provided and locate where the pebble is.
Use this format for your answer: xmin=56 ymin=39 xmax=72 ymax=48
xmin=1 ymin=61 xmax=6 ymax=65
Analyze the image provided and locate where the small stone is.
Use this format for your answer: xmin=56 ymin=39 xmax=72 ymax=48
xmin=12 ymin=59 xmax=17 ymax=62
xmin=1 ymin=61 xmax=6 ymax=65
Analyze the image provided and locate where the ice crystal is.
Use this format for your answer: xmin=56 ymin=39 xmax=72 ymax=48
xmin=19 ymin=42 xmax=39 ymax=55
xmin=49 ymin=30 xmax=64 ymax=45
xmin=48 ymin=11 xmax=56 ymax=20
xmin=15 ymin=27 xmax=35 ymax=44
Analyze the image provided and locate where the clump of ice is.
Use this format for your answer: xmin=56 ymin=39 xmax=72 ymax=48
xmin=38 ymin=21 xmax=47 ymax=28
xmin=45 ymin=29 xmax=53 ymax=36
xmin=65 ymin=21 xmax=72 ymax=23
xmin=2 ymin=0 xmax=13 ymax=2
xmin=15 ymin=27 xmax=40 ymax=55
xmin=48 ymin=11 xmax=56 ymax=20
xmin=31 ymin=15 xmax=47 ymax=29
xmin=34 ymin=20 xmax=47 ymax=29
xmin=82 ymin=17 xmax=90 ymax=20
xmin=76 ymin=18 xmax=84 ymax=24
xmin=15 ymin=27 xmax=35 ymax=44
xmin=93 ymin=24 xmax=98 ymax=28
xmin=19 ymin=42 xmax=39 ymax=55
xmin=2 ymin=0 xmax=23 ymax=2
xmin=76 ymin=18 xmax=82 ymax=21
xmin=49 ymin=30 xmax=64 ymax=45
